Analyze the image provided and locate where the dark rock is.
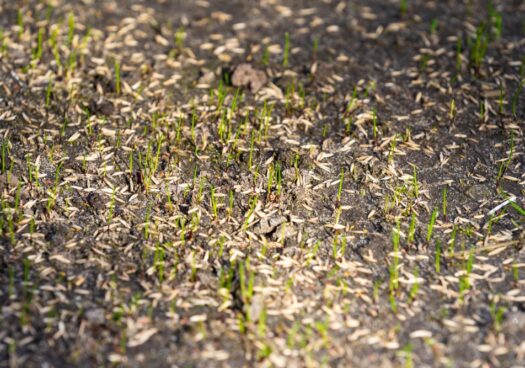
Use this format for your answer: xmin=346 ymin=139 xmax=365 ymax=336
xmin=86 ymin=192 xmax=106 ymax=210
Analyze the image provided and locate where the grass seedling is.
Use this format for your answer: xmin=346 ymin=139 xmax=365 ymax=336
xmin=178 ymin=217 xmax=186 ymax=245
xmin=175 ymin=26 xmax=185 ymax=50
xmin=0 ymin=29 xmax=6 ymax=54
xmin=79 ymin=27 xmax=92 ymax=65
xmin=17 ymin=10 xmax=24 ymax=39
xmin=107 ymin=186 xmax=116 ymax=223
xmin=419 ymin=54 xmax=430 ymax=72
xmin=68 ymin=13 xmax=75 ymax=47
xmin=312 ymin=36 xmax=319 ymax=58
xmin=469 ymin=25 xmax=488 ymax=70
xmin=408 ymin=267 xmax=419 ymax=302
xmin=248 ymin=129 xmax=255 ymax=171
xmin=197 ymin=176 xmax=205 ymax=203
xmin=14 ymin=183 xmax=22 ymax=219
xmin=228 ymin=190 xmax=234 ymax=217
xmin=1 ymin=141 xmax=9 ymax=174
xmin=339 ymin=235 xmax=347 ymax=259
xmin=32 ymin=27 xmax=44 ymax=63
xmin=67 ymin=48 xmax=77 ymax=75
xmin=243 ymin=195 xmax=258 ymax=231
xmin=400 ymin=0 xmax=408 ymax=17
xmin=49 ymin=27 xmax=62 ymax=67
xmin=46 ymin=162 xmax=63 ymax=212
xmin=388 ymin=134 xmax=398 ymax=163
xmin=347 ymin=86 xmax=358 ymax=114
xmin=306 ymin=240 xmax=321 ymax=266
xmin=479 ymin=100 xmax=486 ymax=122
xmin=275 ymin=162 xmax=282 ymax=196
xmin=262 ymin=44 xmax=269 ymax=65
xmin=154 ymin=242 xmax=165 ymax=284
xmin=442 ymin=187 xmax=448 ymax=221
xmin=345 ymin=116 xmax=353 ymax=135
xmin=45 ymin=80 xmax=53 ymax=107
xmin=435 ymin=240 xmax=441 ymax=273
xmin=411 ymin=165 xmax=419 ymax=198
xmin=448 ymin=225 xmax=457 ymax=255
xmin=190 ymin=250 xmax=197 ymax=282
xmin=430 ymin=19 xmax=438 ymax=34
xmin=283 ymin=32 xmax=290 ymax=67
xmin=336 ymin=168 xmax=344 ymax=203
xmin=389 ymin=222 xmax=401 ymax=312
xmin=512 ymin=262 xmax=519 ymax=282
xmin=488 ymin=3 xmax=502 ymax=40
xmin=449 ymin=99 xmax=456 ymax=121
xmin=60 ymin=118 xmax=69 ymax=137
xmin=489 ymin=300 xmax=505 ymax=331
xmin=426 ymin=208 xmax=438 ymax=242
xmin=372 ymin=108 xmax=378 ymax=143
xmin=496 ymin=133 xmax=514 ymax=184
xmin=391 ymin=221 xmax=400 ymax=290
xmin=458 ymin=249 xmax=474 ymax=301
xmin=266 ymin=164 xmax=274 ymax=199
xmin=210 ymin=185 xmax=218 ymax=219
xmin=408 ymin=212 xmax=417 ymax=243
xmin=510 ymin=200 xmax=525 ymax=216
xmin=256 ymin=343 xmax=272 ymax=361
xmin=321 ymin=124 xmax=329 ymax=138
xmin=373 ymin=279 xmax=381 ymax=302
xmin=239 ymin=258 xmax=255 ymax=305
xmin=332 ymin=236 xmax=338 ymax=259
xmin=389 ymin=287 xmax=397 ymax=313
xmin=115 ymin=60 xmax=121 ymax=94
xmin=190 ymin=110 xmax=198 ymax=143
xmin=498 ymin=85 xmax=504 ymax=114
xmin=165 ymin=185 xmax=173 ymax=212
xmin=400 ymin=343 xmax=413 ymax=368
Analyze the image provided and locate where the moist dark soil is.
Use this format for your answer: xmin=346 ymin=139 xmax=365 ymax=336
xmin=1 ymin=0 xmax=524 ymax=367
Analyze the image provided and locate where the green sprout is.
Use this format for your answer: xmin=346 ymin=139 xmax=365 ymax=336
xmin=400 ymin=0 xmax=408 ymax=17
xmin=442 ymin=187 xmax=448 ymax=221
xmin=426 ymin=208 xmax=438 ymax=242
xmin=68 ymin=12 xmax=75 ymax=47
xmin=33 ymin=27 xmax=44 ymax=62
xmin=283 ymin=32 xmax=290 ymax=67
xmin=496 ymin=133 xmax=515 ymax=184
xmin=115 ymin=60 xmax=121 ymax=94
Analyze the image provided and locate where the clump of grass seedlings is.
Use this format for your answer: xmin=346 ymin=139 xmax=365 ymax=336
xmin=468 ymin=25 xmax=488 ymax=71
